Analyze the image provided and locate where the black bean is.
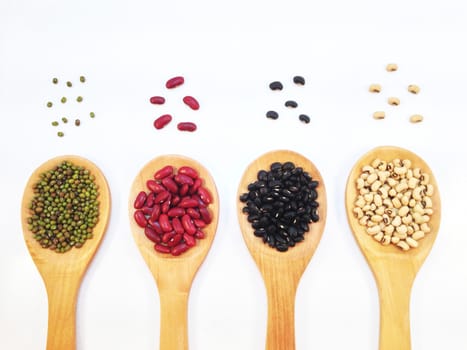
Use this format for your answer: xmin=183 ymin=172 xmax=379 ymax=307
xmin=239 ymin=161 xmax=319 ymax=252
xmin=285 ymin=100 xmax=298 ymax=108
xmin=293 ymin=75 xmax=305 ymax=85
xmin=299 ymin=114 xmax=310 ymax=124
xmin=269 ymin=81 xmax=283 ymax=91
xmin=266 ymin=110 xmax=279 ymax=120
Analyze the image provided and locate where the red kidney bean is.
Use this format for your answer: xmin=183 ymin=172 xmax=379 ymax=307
xmin=174 ymin=173 xmax=194 ymax=186
xmin=179 ymin=198 xmax=199 ymax=208
xmin=179 ymin=166 xmax=198 ymax=179
xmin=134 ymin=210 xmax=147 ymax=228
xmin=172 ymin=195 xmax=181 ymax=206
xmin=194 ymin=219 xmax=206 ymax=228
xmin=172 ymin=217 xmax=184 ymax=234
xmin=149 ymin=96 xmax=166 ymax=105
xmin=155 ymin=244 xmax=171 ymax=254
xmin=144 ymin=226 xmax=160 ymax=243
xmin=184 ymin=234 xmax=196 ymax=247
xmin=154 ymin=165 xmax=173 ymax=180
xmin=150 ymin=204 xmax=161 ymax=222
xmin=149 ymin=220 xmax=163 ymax=234
xmin=183 ymin=96 xmax=200 ymax=110
xmin=167 ymin=233 xmax=183 ymax=247
xmin=162 ymin=231 xmax=175 ymax=243
xmin=162 ymin=177 xmax=178 ymax=193
xmin=154 ymin=114 xmax=172 ymax=130
xmin=179 ymin=183 xmax=189 ymax=196
xmin=159 ymin=214 xmax=172 ymax=232
xmin=189 ymin=178 xmax=202 ymax=194
xmin=161 ymin=199 xmax=171 ymax=213
xmin=168 ymin=207 xmax=185 ymax=217
xmin=142 ymin=206 xmax=153 ymax=216
xmin=199 ymin=207 xmax=212 ymax=224
xmin=181 ymin=214 xmax=196 ymax=235
xmin=166 ymin=76 xmax=184 ymax=89
xmin=154 ymin=190 xmax=170 ymax=204
xmin=147 ymin=180 xmax=165 ymax=193
xmin=145 ymin=192 xmax=155 ymax=208
xmin=186 ymin=207 xmax=201 ymax=219
xmin=197 ymin=187 xmax=212 ymax=204
xmin=177 ymin=122 xmax=197 ymax=132
xmin=171 ymin=242 xmax=189 ymax=256
xmin=194 ymin=230 xmax=205 ymax=239
xmin=134 ymin=191 xmax=147 ymax=209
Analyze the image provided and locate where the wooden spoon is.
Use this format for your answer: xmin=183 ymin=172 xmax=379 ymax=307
xmin=236 ymin=149 xmax=327 ymax=350
xmin=129 ymin=155 xmax=219 ymax=350
xmin=345 ymin=146 xmax=441 ymax=350
xmin=20 ymin=155 xmax=111 ymax=350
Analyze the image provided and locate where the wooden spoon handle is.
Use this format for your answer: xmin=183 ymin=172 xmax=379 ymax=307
xmin=45 ymin=277 xmax=80 ymax=350
xmin=265 ymin=283 xmax=297 ymax=350
xmin=377 ymin=276 xmax=413 ymax=350
xmin=159 ymin=290 xmax=189 ymax=350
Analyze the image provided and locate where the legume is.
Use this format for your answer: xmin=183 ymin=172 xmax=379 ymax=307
xmin=269 ymin=81 xmax=283 ymax=91
xmin=62 ymin=117 xmax=68 ymax=123
xmin=285 ymin=100 xmax=298 ymax=108
xmin=75 ymin=119 xmax=81 ymax=126
xmin=388 ymin=97 xmax=400 ymax=106
xmin=52 ymin=121 xmax=59 ymax=126
xmin=183 ymin=96 xmax=200 ymax=110
xmin=386 ymin=63 xmax=398 ymax=72
xmin=149 ymin=96 xmax=166 ymax=105
xmin=266 ymin=111 xmax=279 ymax=120
xmin=410 ymin=114 xmax=423 ymax=123
xmin=293 ymin=76 xmax=305 ymax=85
xmin=353 ymin=158 xmax=434 ymax=251
xmin=154 ymin=114 xmax=172 ymax=129
xmin=90 ymin=112 xmax=95 ymax=118
xmin=77 ymin=96 xmax=83 ymax=103
xmin=373 ymin=111 xmax=386 ymax=120
xmin=47 ymin=102 xmax=53 ymax=108
xmin=369 ymin=84 xmax=382 ymax=93
xmin=52 ymin=78 xmax=58 ymax=84
xmin=57 ymin=131 xmax=64 ymax=137
xmin=408 ymin=84 xmax=420 ymax=94
xmin=239 ymin=161 xmax=320 ymax=252
xmin=66 ymin=81 xmax=72 ymax=87
xmin=80 ymin=76 xmax=86 ymax=83
xmin=299 ymin=114 xmax=310 ymax=123
xmin=166 ymin=76 xmax=184 ymax=89
xmin=26 ymin=161 xmax=100 ymax=252
xmin=177 ymin=122 xmax=197 ymax=132
xmin=61 ymin=97 xmax=67 ymax=104
xmin=133 ymin=165 xmax=213 ymax=256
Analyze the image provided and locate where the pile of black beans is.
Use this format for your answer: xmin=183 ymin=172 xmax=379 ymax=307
xmin=239 ymin=161 xmax=319 ymax=252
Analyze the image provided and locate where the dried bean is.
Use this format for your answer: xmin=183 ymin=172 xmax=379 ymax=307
xmin=150 ymin=96 xmax=166 ymax=105
xmin=299 ymin=114 xmax=310 ymax=123
xmin=134 ymin=191 xmax=147 ymax=209
xmin=408 ymin=85 xmax=420 ymax=94
xmin=183 ymin=96 xmax=200 ymax=110
xmin=269 ymin=81 xmax=283 ymax=91
xmin=171 ymin=243 xmax=189 ymax=256
xmin=166 ymin=76 xmax=184 ymax=89
xmin=154 ymin=114 xmax=172 ymax=130
xmin=293 ymin=76 xmax=305 ymax=85
xmin=285 ymin=100 xmax=298 ymax=108
xmin=266 ymin=111 xmax=279 ymax=120
xmin=373 ymin=111 xmax=386 ymax=120
xmin=134 ymin=210 xmax=148 ymax=228
xmin=386 ymin=63 xmax=398 ymax=72
xmin=369 ymin=84 xmax=382 ymax=93
xmin=177 ymin=122 xmax=197 ymax=132
xmin=179 ymin=166 xmax=198 ymax=179
xmin=155 ymin=244 xmax=171 ymax=254
xmin=154 ymin=165 xmax=173 ymax=180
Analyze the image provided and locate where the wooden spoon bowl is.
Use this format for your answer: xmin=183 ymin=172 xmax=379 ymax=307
xmin=345 ymin=146 xmax=441 ymax=350
xmin=129 ymin=155 xmax=219 ymax=350
xmin=237 ymin=149 xmax=327 ymax=350
xmin=20 ymin=155 xmax=111 ymax=350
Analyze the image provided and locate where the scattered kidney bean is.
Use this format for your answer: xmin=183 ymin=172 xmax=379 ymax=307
xmin=266 ymin=111 xmax=279 ymax=120
xmin=133 ymin=164 xmax=214 ymax=256
xmin=285 ymin=100 xmax=298 ymax=108
xmin=183 ymin=96 xmax=200 ymax=110
xmin=293 ymin=76 xmax=305 ymax=85
xmin=299 ymin=114 xmax=310 ymax=124
xmin=166 ymin=76 xmax=185 ymax=89
xmin=150 ymin=96 xmax=166 ymax=105
xmin=177 ymin=122 xmax=197 ymax=132
xmin=154 ymin=114 xmax=172 ymax=129
xmin=239 ymin=161 xmax=320 ymax=252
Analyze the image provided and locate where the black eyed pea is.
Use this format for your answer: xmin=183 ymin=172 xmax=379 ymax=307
xmin=397 ymin=241 xmax=410 ymax=251
xmin=381 ymin=235 xmax=391 ymax=246
xmin=386 ymin=63 xmax=398 ymax=72
xmin=373 ymin=111 xmax=385 ymax=120
xmin=369 ymin=84 xmax=382 ymax=93
xmin=410 ymin=114 xmax=423 ymax=123
xmin=374 ymin=232 xmax=384 ymax=242
xmin=391 ymin=216 xmax=402 ymax=227
xmin=408 ymin=84 xmax=420 ymax=94
xmin=412 ymin=231 xmax=425 ymax=240
xmin=406 ymin=237 xmax=418 ymax=248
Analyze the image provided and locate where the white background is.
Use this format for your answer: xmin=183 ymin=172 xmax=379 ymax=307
xmin=1 ymin=0 xmax=467 ymax=349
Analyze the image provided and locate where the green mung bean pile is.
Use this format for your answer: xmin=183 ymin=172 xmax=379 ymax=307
xmin=26 ymin=161 xmax=100 ymax=253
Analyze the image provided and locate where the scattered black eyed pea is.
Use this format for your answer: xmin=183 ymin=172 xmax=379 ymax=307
xmin=386 ymin=63 xmax=398 ymax=72
xmin=388 ymin=97 xmax=400 ymax=106
xmin=410 ymin=114 xmax=423 ymax=123
xmin=408 ymin=84 xmax=420 ymax=94
xmin=373 ymin=111 xmax=385 ymax=120
xmin=369 ymin=84 xmax=382 ymax=93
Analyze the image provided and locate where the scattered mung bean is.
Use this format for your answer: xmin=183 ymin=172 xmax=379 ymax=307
xmin=62 ymin=117 xmax=68 ymax=123
xmin=66 ymin=81 xmax=72 ymax=87
xmin=90 ymin=112 xmax=95 ymax=118
xmin=51 ymin=121 xmax=59 ymax=126
xmin=57 ymin=131 xmax=64 ymax=137
xmin=61 ymin=97 xmax=67 ymax=103
xmin=80 ymin=76 xmax=86 ymax=83
xmin=77 ymin=96 xmax=83 ymax=103
xmin=47 ymin=102 xmax=53 ymax=108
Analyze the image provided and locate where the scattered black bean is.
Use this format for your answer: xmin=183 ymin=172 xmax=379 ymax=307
xmin=293 ymin=76 xmax=305 ymax=85
xmin=269 ymin=81 xmax=283 ymax=91
xmin=239 ymin=161 xmax=319 ymax=252
xmin=266 ymin=110 xmax=279 ymax=120
xmin=299 ymin=114 xmax=310 ymax=123
xmin=285 ymin=100 xmax=298 ymax=108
